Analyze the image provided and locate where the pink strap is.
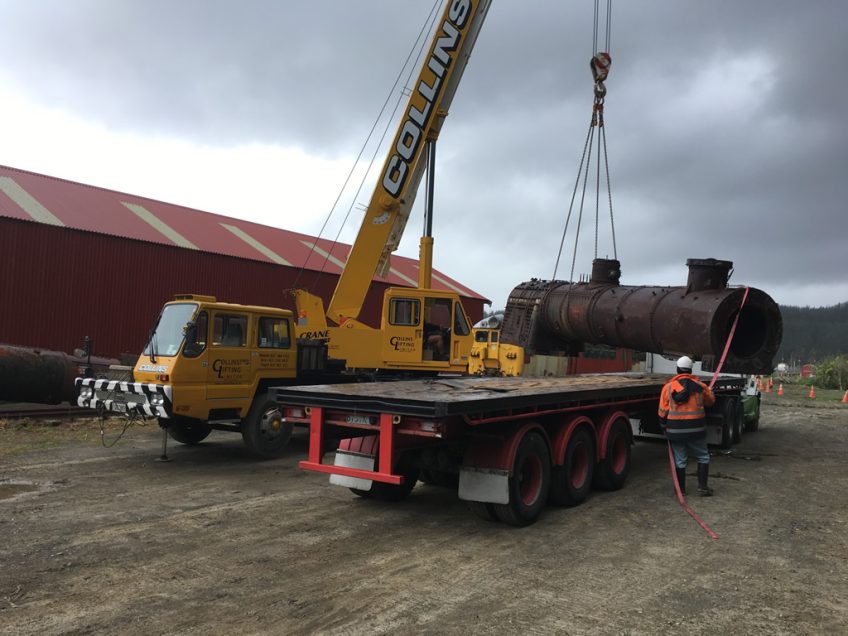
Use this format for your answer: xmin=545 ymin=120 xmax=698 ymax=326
xmin=668 ymin=444 xmax=719 ymax=539
xmin=709 ymin=287 xmax=750 ymax=389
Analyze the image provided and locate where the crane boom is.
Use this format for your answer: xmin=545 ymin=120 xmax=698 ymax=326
xmin=326 ymin=0 xmax=492 ymax=325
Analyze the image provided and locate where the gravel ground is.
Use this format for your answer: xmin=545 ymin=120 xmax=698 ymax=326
xmin=1 ymin=397 xmax=846 ymax=635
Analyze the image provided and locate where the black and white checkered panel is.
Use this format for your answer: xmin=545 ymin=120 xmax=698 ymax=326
xmin=75 ymin=377 xmax=173 ymax=418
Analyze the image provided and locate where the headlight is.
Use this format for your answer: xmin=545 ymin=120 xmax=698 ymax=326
xmin=80 ymin=386 xmax=94 ymax=399
xmin=150 ymin=394 xmax=165 ymax=407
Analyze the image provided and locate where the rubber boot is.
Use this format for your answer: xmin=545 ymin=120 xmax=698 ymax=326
xmin=697 ymin=463 xmax=713 ymax=496
xmin=675 ymin=467 xmax=686 ymax=495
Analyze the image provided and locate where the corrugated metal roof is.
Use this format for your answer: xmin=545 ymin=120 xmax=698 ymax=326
xmin=0 ymin=164 xmax=487 ymax=301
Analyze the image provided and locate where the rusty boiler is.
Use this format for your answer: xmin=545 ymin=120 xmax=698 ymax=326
xmin=501 ymin=258 xmax=782 ymax=375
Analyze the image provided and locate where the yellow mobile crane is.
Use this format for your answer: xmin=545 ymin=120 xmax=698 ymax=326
xmin=294 ymin=0 xmax=497 ymax=375
xmin=76 ymin=1 xmax=512 ymax=461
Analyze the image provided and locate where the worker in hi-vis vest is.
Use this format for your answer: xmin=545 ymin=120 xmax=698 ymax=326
xmin=658 ymin=356 xmax=716 ymax=496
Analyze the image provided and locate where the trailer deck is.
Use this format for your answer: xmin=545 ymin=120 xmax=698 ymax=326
xmin=271 ymin=372 xmax=745 ymax=418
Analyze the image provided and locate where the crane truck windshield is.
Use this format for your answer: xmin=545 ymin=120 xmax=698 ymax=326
xmin=142 ymin=303 xmax=197 ymax=358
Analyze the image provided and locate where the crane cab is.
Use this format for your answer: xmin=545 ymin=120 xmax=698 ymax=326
xmin=294 ymin=287 xmax=473 ymax=374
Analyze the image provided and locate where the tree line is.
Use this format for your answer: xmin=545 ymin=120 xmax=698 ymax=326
xmin=776 ymin=301 xmax=848 ymax=364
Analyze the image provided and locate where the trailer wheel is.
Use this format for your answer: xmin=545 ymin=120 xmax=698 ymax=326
xmin=165 ymin=416 xmax=211 ymax=445
xmin=468 ymin=501 xmax=499 ymax=522
xmin=351 ymin=468 xmax=420 ymax=502
xmin=420 ymin=469 xmax=459 ymax=488
xmin=719 ymin=400 xmax=734 ymax=449
xmin=745 ymin=396 xmax=760 ymax=432
xmin=550 ymin=427 xmax=594 ymax=506
xmin=731 ymin=400 xmax=743 ymax=444
xmin=493 ymin=431 xmax=551 ymax=527
xmin=241 ymin=393 xmax=291 ymax=458
xmin=593 ymin=417 xmax=631 ymax=491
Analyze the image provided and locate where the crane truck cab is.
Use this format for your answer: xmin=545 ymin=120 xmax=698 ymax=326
xmin=294 ymin=287 xmax=474 ymax=374
xmin=468 ymin=312 xmax=524 ymax=376
xmin=76 ymin=295 xmax=335 ymax=457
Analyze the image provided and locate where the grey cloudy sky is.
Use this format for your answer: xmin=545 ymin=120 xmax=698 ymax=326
xmin=0 ymin=0 xmax=845 ymax=309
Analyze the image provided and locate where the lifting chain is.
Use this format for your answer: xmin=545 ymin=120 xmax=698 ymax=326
xmin=552 ymin=2 xmax=617 ymax=282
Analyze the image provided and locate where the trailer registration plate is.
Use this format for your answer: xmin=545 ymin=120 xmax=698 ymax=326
xmin=345 ymin=415 xmax=373 ymax=425
xmin=112 ymin=403 xmax=127 ymax=413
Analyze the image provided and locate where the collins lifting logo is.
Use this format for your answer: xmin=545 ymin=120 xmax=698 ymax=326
xmin=380 ymin=0 xmax=473 ymax=199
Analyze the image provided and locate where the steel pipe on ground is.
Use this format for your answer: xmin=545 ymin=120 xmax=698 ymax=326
xmin=0 ymin=344 xmax=119 ymax=404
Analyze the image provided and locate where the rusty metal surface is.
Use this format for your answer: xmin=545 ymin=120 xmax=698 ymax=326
xmin=501 ymin=259 xmax=782 ymax=374
xmin=0 ymin=344 xmax=118 ymax=404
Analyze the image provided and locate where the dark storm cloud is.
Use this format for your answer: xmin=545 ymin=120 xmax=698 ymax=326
xmin=0 ymin=0 xmax=845 ymax=306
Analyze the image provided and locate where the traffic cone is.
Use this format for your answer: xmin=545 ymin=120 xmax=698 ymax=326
xmin=808 ymin=386 xmax=815 ymax=399
xmin=758 ymin=377 xmax=763 ymax=391
xmin=765 ymin=381 xmax=771 ymax=393
xmin=842 ymin=390 xmax=848 ymax=404
xmin=778 ymin=384 xmax=784 ymax=396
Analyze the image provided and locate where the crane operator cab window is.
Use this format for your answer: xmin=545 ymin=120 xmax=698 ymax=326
xmin=258 ymin=317 xmax=291 ymax=349
xmin=213 ymin=314 xmax=247 ymax=347
xmin=423 ymin=298 xmax=453 ymax=361
xmin=389 ymin=298 xmax=420 ymax=326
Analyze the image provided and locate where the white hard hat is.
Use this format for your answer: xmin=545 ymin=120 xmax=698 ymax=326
xmin=677 ymin=355 xmax=694 ymax=370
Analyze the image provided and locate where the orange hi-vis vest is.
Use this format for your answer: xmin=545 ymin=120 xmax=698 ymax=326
xmin=657 ymin=373 xmax=716 ymax=439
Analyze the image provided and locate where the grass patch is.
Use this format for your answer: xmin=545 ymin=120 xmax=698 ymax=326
xmin=0 ymin=417 xmax=154 ymax=456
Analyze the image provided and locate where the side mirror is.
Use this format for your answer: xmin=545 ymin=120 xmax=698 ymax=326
xmin=184 ymin=321 xmax=197 ymax=345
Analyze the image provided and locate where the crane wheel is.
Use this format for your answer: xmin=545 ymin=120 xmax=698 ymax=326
xmin=241 ymin=393 xmax=291 ymax=458
xmin=164 ymin=416 xmax=211 ymax=445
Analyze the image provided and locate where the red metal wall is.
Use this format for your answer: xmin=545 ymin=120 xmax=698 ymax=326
xmin=0 ymin=218 xmax=485 ymax=358
xmin=569 ymin=348 xmax=634 ymax=374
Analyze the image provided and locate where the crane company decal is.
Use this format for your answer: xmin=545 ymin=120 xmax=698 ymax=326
xmin=381 ymin=0 xmax=473 ymax=198
xmin=299 ymin=330 xmax=330 ymax=341
xmin=390 ymin=335 xmax=416 ymax=352
xmin=212 ymin=358 xmax=249 ymax=379
xmin=258 ymin=351 xmax=291 ymax=368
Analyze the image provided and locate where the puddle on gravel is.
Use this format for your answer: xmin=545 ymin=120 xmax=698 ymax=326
xmin=0 ymin=481 xmax=42 ymax=501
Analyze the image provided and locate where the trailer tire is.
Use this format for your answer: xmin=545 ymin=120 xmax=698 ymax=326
xmin=593 ymin=417 xmax=631 ymax=491
xmin=165 ymin=416 xmax=211 ymax=445
xmin=550 ymin=427 xmax=594 ymax=507
xmin=468 ymin=501 xmax=499 ymax=522
xmin=745 ymin=396 xmax=760 ymax=432
xmin=719 ymin=400 xmax=734 ymax=449
xmin=420 ymin=469 xmax=459 ymax=488
xmin=241 ymin=393 xmax=291 ymax=458
xmin=731 ymin=399 xmax=743 ymax=444
xmin=351 ymin=469 xmax=419 ymax=502
xmin=493 ymin=431 xmax=551 ymax=527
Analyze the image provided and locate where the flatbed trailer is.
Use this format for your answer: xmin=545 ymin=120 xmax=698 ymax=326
xmin=274 ymin=372 xmax=747 ymax=526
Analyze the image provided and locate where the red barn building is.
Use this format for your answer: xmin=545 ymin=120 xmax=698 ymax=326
xmin=0 ymin=165 xmax=488 ymax=358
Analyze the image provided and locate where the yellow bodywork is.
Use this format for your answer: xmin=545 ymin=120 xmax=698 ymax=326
xmin=134 ymin=296 xmax=298 ymax=421
xmin=295 ymin=287 xmax=473 ymax=373
xmin=468 ymin=327 xmax=525 ymax=377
